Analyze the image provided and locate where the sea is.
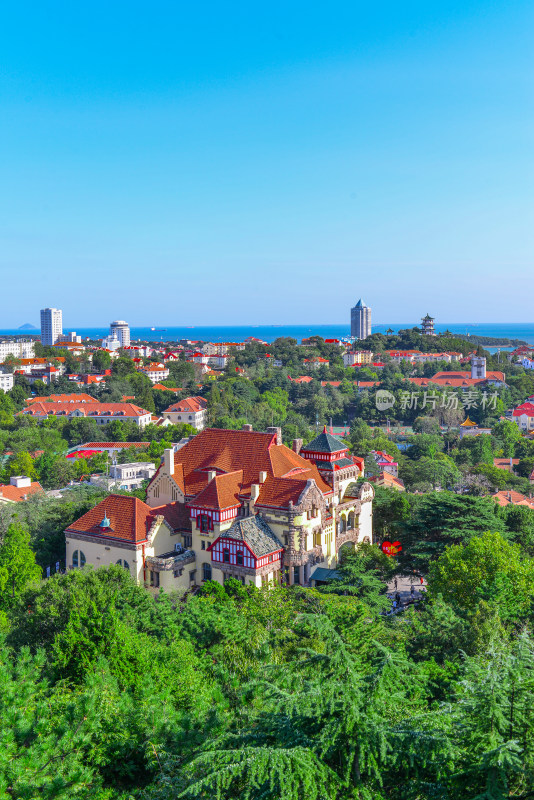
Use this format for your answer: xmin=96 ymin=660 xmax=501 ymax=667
xmin=2 ymin=322 xmax=534 ymax=349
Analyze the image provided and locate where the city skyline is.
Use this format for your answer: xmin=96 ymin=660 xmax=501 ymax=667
xmin=0 ymin=1 xmax=532 ymax=326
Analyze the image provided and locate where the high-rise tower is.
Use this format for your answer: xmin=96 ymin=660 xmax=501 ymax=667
xmin=109 ymin=320 xmax=130 ymax=348
xmin=40 ymin=307 xmax=63 ymax=346
xmin=350 ymin=299 xmax=372 ymax=339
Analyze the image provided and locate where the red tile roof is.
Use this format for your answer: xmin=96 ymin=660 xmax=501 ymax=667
xmin=256 ymin=476 xmax=310 ymax=508
xmin=152 ymin=428 xmax=332 ymax=504
xmin=0 ymin=482 xmax=43 ymax=502
xmin=26 ymin=393 xmax=94 ymax=404
xmin=22 ymin=402 xmax=151 ymax=418
xmin=492 ymin=491 xmax=534 ymax=509
xmin=192 ymin=470 xmax=243 ymax=510
xmin=65 ymin=495 xmax=173 ymax=543
xmin=164 ymin=396 xmax=207 ymax=413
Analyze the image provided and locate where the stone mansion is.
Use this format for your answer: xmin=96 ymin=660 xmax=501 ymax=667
xmin=65 ymin=425 xmax=374 ymax=592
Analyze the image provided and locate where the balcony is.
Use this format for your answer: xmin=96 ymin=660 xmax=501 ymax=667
xmin=145 ymin=549 xmax=195 ymax=572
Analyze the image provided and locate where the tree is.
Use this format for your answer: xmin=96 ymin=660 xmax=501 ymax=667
xmin=398 ymin=492 xmax=508 ymax=574
xmin=92 ymin=350 xmax=112 ymax=371
xmin=492 ymin=418 xmax=522 ymax=457
xmin=429 ymin=531 xmax=534 ymax=623
xmin=317 ymin=545 xmax=394 ymax=613
xmin=0 ymin=522 xmax=42 ymax=606
xmin=4 ymin=450 xmax=38 ymax=481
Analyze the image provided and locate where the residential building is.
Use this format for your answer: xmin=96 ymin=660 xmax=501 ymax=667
xmin=109 ymin=320 xmax=130 ymax=348
xmin=65 ymin=495 xmax=195 ymax=587
xmin=0 ymin=339 xmax=35 ymax=361
xmin=0 ymin=476 xmax=44 ymax=504
xmin=65 ymin=426 xmax=374 ymax=593
xmin=90 ymin=462 xmax=157 ymax=491
xmin=421 ymin=314 xmax=436 ymax=336
xmin=408 ymin=369 xmax=506 ymax=391
xmin=58 ymin=331 xmax=82 ymax=343
xmin=343 ymin=350 xmax=373 ymax=367
xmin=162 ymin=396 xmax=208 ymax=429
xmin=512 ymin=402 xmax=534 ymax=432
xmin=0 ymin=369 xmax=14 ymax=392
xmin=492 ymin=490 xmax=534 ymax=510
xmin=368 ymin=472 xmax=405 ymax=491
xmin=21 ymin=401 xmax=152 ymax=429
xmin=493 ymin=458 xmax=519 ymax=473
xmin=350 ymin=299 xmax=372 ymax=340
xmin=139 ymin=363 xmax=170 ymax=383
xmin=303 ymin=357 xmax=330 ymax=370
xmin=369 ymin=450 xmax=398 ymax=477
xmin=40 ymin=308 xmax=63 ymax=346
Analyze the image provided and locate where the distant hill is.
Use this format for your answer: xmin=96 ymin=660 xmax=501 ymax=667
xmin=18 ymin=323 xmax=38 ymax=330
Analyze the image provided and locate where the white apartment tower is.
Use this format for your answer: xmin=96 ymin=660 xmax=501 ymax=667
xmin=40 ymin=308 xmax=63 ymax=346
xmin=109 ymin=320 xmax=130 ymax=348
xmin=350 ymin=299 xmax=372 ymax=340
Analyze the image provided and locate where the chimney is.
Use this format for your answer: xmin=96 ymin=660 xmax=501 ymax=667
xmin=163 ymin=448 xmax=174 ymax=476
xmin=208 ymin=470 xmax=217 ymax=482
xmin=293 ymin=438 xmax=303 ymax=455
xmin=250 ymin=484 xmax=260 ymax=505
xmin=259 ymin=471 xmax=267 ymax=484
xmin=266 ymin=426 xmax=282 ymax=445
xmin=242 ymin=424 xmax=253 ymax=432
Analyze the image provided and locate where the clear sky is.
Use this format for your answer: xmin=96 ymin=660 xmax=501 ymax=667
xmin=0 ymin=1 xmax=532 ymax=327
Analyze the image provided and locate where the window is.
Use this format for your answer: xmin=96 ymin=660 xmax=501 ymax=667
xmin=183 ymin=534 xmax=192 ymax=548
xmin=223 ymin=548 xmax=230 ymax=563
xmin=268 ymin=554 xmax=273 ymax=563
xmin=202 ymin=563 xmax=212 ymax=582
xmin=199 ymin=514 xmax=211 ymax=533
xmin=236 ymin=550 xmax=243 ymax=566
xmin=201 ymin=541 xmax=205 ymax=550
xmin=149 ymin=570 xmax=160 ymax=588
xmin=116 ymin=559 xmax=130 ymax=570
xmin=72 ymin=550 xmax=86 ymax=569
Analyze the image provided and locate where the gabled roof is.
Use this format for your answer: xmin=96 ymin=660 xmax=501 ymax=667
xmin=164 ymin=396 xmax=207 ymax=413
xmin=160 ymin=428 xmax=331 ymax=499
xmin=191 ymin=470 xmax=243 ymax=510
xmin=65 ymin=495 xmax=168 ymax=543
xmin=255 ymin=476 xmax=311 ymax=509
xmin=302 ymin=427 xmax=348 ymax=454
xmin=216 ymin=514 xmax=283 ymax=557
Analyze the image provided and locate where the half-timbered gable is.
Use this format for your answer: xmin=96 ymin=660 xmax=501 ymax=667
xmin=210 ymin=514 xmax=284 ymax=586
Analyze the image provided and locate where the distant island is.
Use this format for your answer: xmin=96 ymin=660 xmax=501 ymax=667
xmin=18 ymin=323 xmax=38 ymax=330
xmin=455 ymin=333 xmax=527 ymax=347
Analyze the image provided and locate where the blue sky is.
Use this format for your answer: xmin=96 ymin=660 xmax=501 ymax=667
xmin=0 ymin=1 xmax=532 ymax=327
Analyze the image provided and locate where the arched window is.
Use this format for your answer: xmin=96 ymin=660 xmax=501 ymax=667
xmin=202 ymin=563 xmax=212 ymax=582
xmin=223 ymin=548 xmax=230 ymax=563
xmin=72 ymin=550 xmax=86 ymax=568
xmin=116 ymin=559 xmax=130 ymax=570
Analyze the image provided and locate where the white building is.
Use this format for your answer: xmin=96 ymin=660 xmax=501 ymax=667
xmin=90 ymin=462 xmax=157 ymax=491
xmin=40 ymin=308 xmax=63 ymax=346
xmin=0 ymin=339 xmax=36 ymax=361
xmin=162 ymin=396 xmax=208 ymax=429
xmin=109 ymin=320 xmax=130 ymax=348
xmin=139 ymin=363 xmax=170 ymax=383
xmin=58 ymin=331 xmax=82 ymax=343
xmin=0 ymin=370 xmax=14 ymax=392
